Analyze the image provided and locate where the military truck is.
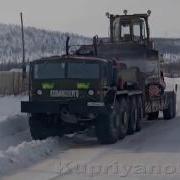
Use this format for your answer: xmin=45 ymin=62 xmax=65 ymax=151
xmin=21 ymin=11 xmax=176 ymax=144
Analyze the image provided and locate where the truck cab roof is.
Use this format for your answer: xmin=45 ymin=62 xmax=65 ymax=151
xmin=31 ymin=55 xmax=109 ymax=64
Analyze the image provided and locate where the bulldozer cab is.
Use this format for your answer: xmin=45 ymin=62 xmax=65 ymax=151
xmin=107 ymin=11 xmax=151 ymax=45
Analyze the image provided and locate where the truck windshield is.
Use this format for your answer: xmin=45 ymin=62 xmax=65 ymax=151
xmin=67 ymin=62 xmax=99 ymax=79
xmin=34 ymin=63 xmax=65 ymax=79
xmin=33 ymin=62 xmax=99 ymax=79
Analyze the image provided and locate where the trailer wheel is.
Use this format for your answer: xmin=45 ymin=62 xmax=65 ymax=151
xmin=128 ymin=97 xmax=138 ymax=135
xmin=95 ymin=102 xmax=120 ymax=144
xmin=172 ymin=93 xmax=176 ymax=118
xmin=136 ymin=96 xmax=143 ymax=132
xmin=147 ymin=112 xmax=159 ymax=120
xmin=29 ymin=114 xmax=63 ymax=140
xmin=163 ymin=95 xmax=174 ymax=120
xmin=118 ymin=98 xmax=129 ymax=139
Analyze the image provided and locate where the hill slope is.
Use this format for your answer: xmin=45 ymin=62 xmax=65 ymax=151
xmin=0 ymin=23 xmax=179 ymax=65
xmin=0 ymin=24 xmax=90 ymax=64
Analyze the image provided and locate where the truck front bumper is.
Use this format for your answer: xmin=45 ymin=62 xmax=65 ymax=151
xmin=21 ymin=101 xmax=107 ymax=114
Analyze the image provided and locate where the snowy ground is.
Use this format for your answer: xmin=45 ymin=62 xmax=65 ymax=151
xmin=0 ymin=96 xmax=30 ymax=151
xmin=0 ymin=77 xmax=180 ymax=180
xmin=0 ymin=96 xmax=27 ymax=122
xmin=0 ymin=96 xmax=74 ymax=177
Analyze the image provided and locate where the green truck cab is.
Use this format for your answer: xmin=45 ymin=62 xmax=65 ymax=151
xmin=22 ymin=55 xmax=138 ymax=144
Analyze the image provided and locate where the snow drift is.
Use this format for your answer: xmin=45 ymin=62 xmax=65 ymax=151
xmin=0 ymin=96 xmax=73 ymax=177
xmin=0 ymin=137 xmax=69 ymax=176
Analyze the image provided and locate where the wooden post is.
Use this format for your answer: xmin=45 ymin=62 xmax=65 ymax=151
xmin=20 ymin=12 xmax=26 ymax=79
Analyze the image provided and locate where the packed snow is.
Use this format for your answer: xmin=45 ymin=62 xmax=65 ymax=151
xmin=0 ymin=96 xmax=73 ymax=177
xmin=0 ymin=138 xmax=59 ymax=176
xmin=0 ymin=96 xmax=30 ymax=151
xmin=0 ymin=96 xmax=27 ymax=122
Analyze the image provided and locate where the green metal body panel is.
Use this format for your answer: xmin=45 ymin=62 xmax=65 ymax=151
xmin=22 ymin=56 xmax=112 ymax=114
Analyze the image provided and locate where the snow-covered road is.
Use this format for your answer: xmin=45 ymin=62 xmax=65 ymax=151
xmin=3 ymin=116 xmax=180 ymax=180
xmin=0 ymin=77 xmax=180 ymax=180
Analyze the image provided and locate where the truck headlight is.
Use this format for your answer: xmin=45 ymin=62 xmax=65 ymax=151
xmin=88 ymin=90 xmax=95 ymax=96
xmin=37 ymin=90 xmax=42 ymax=95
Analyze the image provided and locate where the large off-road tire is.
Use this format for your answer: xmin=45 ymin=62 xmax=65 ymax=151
xmin=147 ymin=111 xmax=159 ymax=120
xmin=95 ymin=101 xmax=123 ymax=144
xmin=136 ymin=96 xmax=143 ymax=132
xmin=29 ymin=114 xmax=63 ymax=140
xmin=29 ymin=115 xmax=47 ymax=140
xmin=163 ymin=94 xmax=175 ymax=120
xmin=172 ymin=93 xmax=176 ymax=118
xmin=118 ymin=98 xmax=129 ymax=139
xmin=127 ymin=97 xmax=138 ymax=135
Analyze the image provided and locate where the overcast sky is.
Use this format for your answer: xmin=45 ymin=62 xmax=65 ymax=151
xmin=0 ymin=0 xmax=179 ymax=38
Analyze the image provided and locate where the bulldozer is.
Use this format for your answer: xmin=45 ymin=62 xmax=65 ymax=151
xmin=75 ymin=10 xmax=176 ymax=120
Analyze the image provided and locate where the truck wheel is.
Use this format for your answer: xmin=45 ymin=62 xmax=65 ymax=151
xmin=147 ymin=112 xmax=159 ymax=120
xmin=136 ymin=96 xmax=143 ymax=132
xmin=172 ymin=93 xmax=176 ymax=118
xmin=128 ymin=97 xmax=138 ymax=135
xmin=29 ymin=115 xmax=47 ymax=140
xmin=163 ymin=96 xmax=174 ymax=120
xmin=118 ymin=98 xmax=129 ymax=139
xmin=95 ymin=102 xmax=120 ymax=144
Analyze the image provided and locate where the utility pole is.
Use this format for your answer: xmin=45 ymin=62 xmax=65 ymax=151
xmin=20 ymin=12 xmax=26 ymax=79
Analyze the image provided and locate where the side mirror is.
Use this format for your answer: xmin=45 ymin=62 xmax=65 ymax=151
xmin=175 ymin=84 xmax=178 ymax=92
xmin=160 ymin=71 xmax=164 ymax=80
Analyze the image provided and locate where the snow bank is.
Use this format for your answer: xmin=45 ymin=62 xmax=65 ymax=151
xmin=0 ymin=115 xmax=31 ymax=151
xmin=0 ymin=137 xmax=69 ymax=176
xmin=0 ymin=96 xmax=29 ymax=145
xmin=165 ymin=77 xmax=180 ymax=115
xmin=0 ymin=96 xmax=27 ymax=122
xmin=0 ymin=115 xmax=28 ymax=138
xmin=0 ymin=96 xmax=73 ymax=177
xmin=165 ymin=77 xmax=180 ymax=91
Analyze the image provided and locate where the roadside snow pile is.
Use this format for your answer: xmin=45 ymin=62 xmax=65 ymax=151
xmin=0 ymin=137 xmax=68 ymax=176
xmin=0 ymin=96 xmax=27 ymax=122
xmin=0 ymin=96 xmax=30 ymax=147
xmin=0 ymin=115 xmax=28 ymax=138
xmin=165 ymin=77 xmax=180 ymax=114
xmin=0 ymin=115 xmax=31 ymax=151
xmin=165 ymin=77 xmax=178 ymax=91
xmin=0 ymin=96 xmax=30 ymax=150
xmin=0 ymin=96 xmax=74 ymax=177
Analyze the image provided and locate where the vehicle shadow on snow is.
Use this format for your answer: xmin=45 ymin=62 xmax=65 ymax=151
xmin=64 ymin=133 xmax=100 ymax=148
